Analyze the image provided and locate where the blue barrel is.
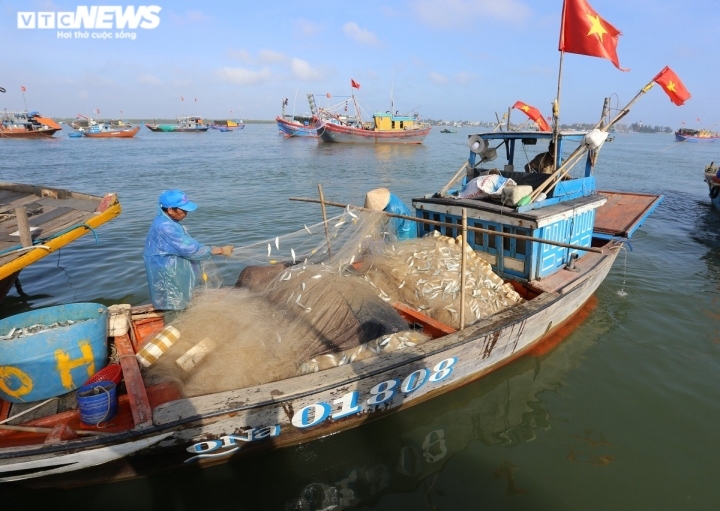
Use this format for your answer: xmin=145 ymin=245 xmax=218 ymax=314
xmin=77 ymin=380 xmax=117 ymax=425
xmin=0 ymin=303 xmax=108 ymax=403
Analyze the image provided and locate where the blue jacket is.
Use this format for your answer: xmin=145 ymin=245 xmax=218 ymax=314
xmin=385 ymin=194 xmax=417 ymax=241
xmin=143 ymin=210 xmax=212 ymax=310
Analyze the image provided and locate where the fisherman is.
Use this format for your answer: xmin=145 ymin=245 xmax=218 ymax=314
xmin=364 ymin=188 xmax=417 ymax=241
xmin=144 ymin=189 xmax=232 ymax=312
xmin=525 ymin=141 xmax=555 ymax=174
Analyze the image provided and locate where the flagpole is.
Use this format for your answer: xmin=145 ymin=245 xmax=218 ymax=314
xmin=21 ymin=88 xmax=28 ymax=112
xmin=552 ymin=50 xmax=564 ymax=169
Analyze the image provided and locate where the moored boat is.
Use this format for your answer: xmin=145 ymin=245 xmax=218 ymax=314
xmin=440 ymin=128 xmax=457 ymax=134
xmin=83 ymin=124 xmax=140 ymax=138
xmin=704 ymin=162 xmax=720 ymax=210
xmin=319 ymin=109 xmax=431 ymax=144
xmin=210 ymin=120 xmax=245 ymax=131
xmin=0 ymin=107 xmax=662 ymax=486
xmin=145 ymin=116 xmax=209 ymax=133
xmin=0 ymin=111 xmax=62 ymax=138
xmin=675 ymin=128 xmax=720 ymax=142
xmin=0 ymin=184 xmax=121 ymax=303
xmin=276 ymin=115 xmax=320 ymax=137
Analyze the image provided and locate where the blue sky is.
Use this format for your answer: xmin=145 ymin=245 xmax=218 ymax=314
xmin=2 ymin=0 xmax=718 ymax=127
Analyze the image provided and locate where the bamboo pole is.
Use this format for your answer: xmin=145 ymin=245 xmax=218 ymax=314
xmin=459 ymin=209 xmax=467 ymax=329
xmin=289 ymin=196 xmax=604 ymax=254
xmin=317 ymin=184 xmax=332 ymax=258
xmin=437 ymin=161 xmax=468 ymax=198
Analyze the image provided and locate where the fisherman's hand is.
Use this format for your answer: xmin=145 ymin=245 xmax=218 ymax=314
xmin=221 ymin=245 xmax=233 ymax=256
xmin=210 ymin=246 xmax=223 ymax=255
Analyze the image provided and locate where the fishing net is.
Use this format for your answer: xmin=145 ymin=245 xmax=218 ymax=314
xmin=142 ymin=207 xmax=524 ymax=398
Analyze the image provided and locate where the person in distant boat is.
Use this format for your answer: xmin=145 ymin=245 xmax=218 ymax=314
xmin=144 ymin=190 xmax=232 ymax=312
xmin=525 ymin=141 xmax=556 ymax=174
xmin=364 ymin=188 xmax=417 ymax=241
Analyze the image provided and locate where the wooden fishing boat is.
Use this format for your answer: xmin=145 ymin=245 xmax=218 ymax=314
xmin=0 ymin=111 xmax=61 ymax=139
xmin=675 ymin=128 xmax=720 ymax=142
xmin=210 ymin=120 xmax=245 ymax=131
xmin=0 ymin=183 xmax=121 ymax=303
xmin=83 ymin=125 xmax=140 ymax=138
xmin=145 ymin=116 xmax=209 ymax=133
xmin=704 ymin=162 xmax=720 ymax=210
xmin=319 ymin=110 xmax=431 ymax=144
xmin=276 ymin=115 xmax=320 ymax=137
xmin=0 ymin=112 xmax=661 ymax=486
xmin=440 ymin=128 xmax=457 ymax=134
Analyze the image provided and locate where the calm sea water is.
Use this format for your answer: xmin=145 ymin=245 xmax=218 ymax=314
xmin=2 ymin=126 xmax=720 ymax=510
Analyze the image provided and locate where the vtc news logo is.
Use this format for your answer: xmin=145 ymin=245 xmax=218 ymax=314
xmin=17 ymin=6 xmax=161 ymax=30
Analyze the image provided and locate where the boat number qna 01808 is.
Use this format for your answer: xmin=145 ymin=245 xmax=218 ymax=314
xmin=185 ymin=357 xmax=458 ymax=462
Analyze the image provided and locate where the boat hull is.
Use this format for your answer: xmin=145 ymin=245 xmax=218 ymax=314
xmin=83 ymin=126 xmax=140 ymax=138
xmin=276 ymin=117 xmax=319 ymax=137
xmin=704 ymin=169 xmax=720 ymax=210
xmin=0 ymin=128 xmax=60 ymax=138
xmin=675 ymin=132 xmax=720 ymax=142
xmin=319 ymin=122 xmax=430 ymax=144
xmin=145 ymin=124 xmax=209 ymax=133
xmin=0 ymin=243 xmax=619 ymax=486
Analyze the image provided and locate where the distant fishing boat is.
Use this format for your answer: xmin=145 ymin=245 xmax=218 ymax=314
xmin=82 ymin=124 xmax=140 ymax=138
xmin=0 ymin=111 xmax=62 ymax=138
xmin=145 ymin=116 xmax=209 ymax=133
xmin=211 ymin=120 xmax=245 ymax=132
xmin=440 ymin=129 xmax=457 ymax=134
xmin=276 ymin=96 xmax=320 ymax=137
xmin=318 ymin=85 xmax=431 ymax=144
xmin=675 ymin=128 xmax=720 ymax=142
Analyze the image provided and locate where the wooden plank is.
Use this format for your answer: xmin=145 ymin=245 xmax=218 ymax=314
xmin=594 ymin=191 xmax=663 ymax=238
xmin=114 ymin=334 xmax=153 ymax=428
xmin=28 ymin=207 xmax=72 ymax=227
xmin=37 ymin=197 xmax=99 ymax=212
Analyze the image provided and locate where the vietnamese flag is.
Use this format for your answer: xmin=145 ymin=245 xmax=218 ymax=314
xmin=512 ymin=101 xmax=551 ymax=132
xmin=21 ymin=85 xmax=26 ymax=92
xmin=351 ymin=79 xmax=360 ymax=89
xmin=559 ymin=0 xmax=627 ymax=71
xmin=653 ymin=66 xmax=691 ymax=106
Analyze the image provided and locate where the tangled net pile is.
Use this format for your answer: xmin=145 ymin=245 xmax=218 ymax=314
xmin=143 ymin=208 xmax=524 ymax=397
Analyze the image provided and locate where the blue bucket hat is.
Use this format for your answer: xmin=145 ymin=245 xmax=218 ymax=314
xmin=158 ymin=190 xmax=198 ymax=211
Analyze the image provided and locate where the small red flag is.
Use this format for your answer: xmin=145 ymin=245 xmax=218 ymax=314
xmin=653 ymin=66 xmax=691 ymax=106
xmin=559 ymin=0 xmax=627 ymax=71
xmin=351 ymin=79 xmax=360 ymax=89
xmin=696 ymin=117 xmax=701 ymax=122
xmin=326 ymin=93 xmax=332 ymax=99
xmin=21 ymin=85 xmax=26 ymax=92
xmin=181 ymin=96 xmax=184 ymax=102
xmin=194 ymin=97 xmax=197 ymax=102
xmin=512 ymin=101 xmax=551 ymax=132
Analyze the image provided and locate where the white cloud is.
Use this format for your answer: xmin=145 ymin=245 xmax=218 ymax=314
xmin=290 ymin=58 xmax=324 ymax=81
xmin=430 ymin=72 xmax=449 ymax=84
xmin=215 ymin=67 xmax=272 ymax=85
xmin=343 ymin=22 xmax=379 ymax=45
xmin=410 ymin=0 xmax=529 ymax=29
xmin=259 ymin=49 xmax=288 ymax=64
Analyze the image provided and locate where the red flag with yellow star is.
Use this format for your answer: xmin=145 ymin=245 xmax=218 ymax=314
xmin=559 ymin=0 xmax=627 ymax=71
xmin=653 ymin=66 xmax=691 ymax=106
xmin=512 ymin=101 xmax=551 ymax=132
